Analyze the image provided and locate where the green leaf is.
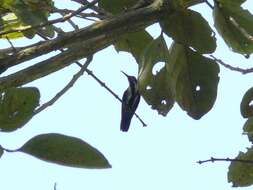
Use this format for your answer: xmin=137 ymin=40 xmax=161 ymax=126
xmin=0 ymin=145 xmax=3 ymax=158
xmin=0 ymin=13 xmax=25 ymax=39
xmin=216 ymin=0 xmax=246 ymax=7
xmin=167 ymin=43 xmax=220 ymax=119
xmin=0 ymin=87 xmax=40 ymax=132
xmin=20 ymin=133 xmax=111 ymax=169
xmin=243 ymin=117 xmax=253 ymax=143
xmin=98 ymin=0 xmax=136 ymax=15
xmin=160 ymin=9 xmax=216 ymax=54
xmin=240 ymin=87 xmax=253 ymax=118
xmin=228 ymin=147 xmax=253 ymax=187
xmin=4 ymin=0 xmax=54 ymax=38
xmin=114 ymin=30 xmax=153 ymax=62
xmin=213 ymin=4 xmax=253 ymax=54
xmin=138 ymin=36 xmax=174 ymax=116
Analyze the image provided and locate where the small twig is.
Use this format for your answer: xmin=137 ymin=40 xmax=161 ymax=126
xmin=34 ymin=56 xmax=93 ymax=114
xmin=5 ymin=37 xmax=16 ymax=53
xmin=54 ymin=183 xmax=57 ymax=190
xmin=197 ymin=157 xmax=253 ymax=164
xmin=210 ymin=55 xmax=253 ymax=74
xmin=204 ymin=0 xmax=214 ymax=9
xmin=1 ymin=146 xmax=18 ymax=153
xmin=0 ymin=0 xmax=101 ymax=36
xmin=53 ymin=8 xmax=103 ymax=20
xmin=85 ymin=69 xmax=147 ymax=127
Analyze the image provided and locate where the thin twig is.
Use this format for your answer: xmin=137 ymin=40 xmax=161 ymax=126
xmin=204 ymin=0 xmax=214 ymax=9
xmin=84 ymin=69 xmax=147 ymax=127
xmin=5 ymin=37 xmax=16 ymax=52
xmin=197 ymin=157 xmax=253 ymax=164
xmin=53 ymin=8 xmax=103 ymax=20
xmin=1 ymin=146 xmax=18 ymax=153
xmin=210 ymin=55 xmax=253 ymax=74
xmin=0 ymin=0 xmax=101 ymax=36
xmin=34 ymin=56 xmax=93 ymax=114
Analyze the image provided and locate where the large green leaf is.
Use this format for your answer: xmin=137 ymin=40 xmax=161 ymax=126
xmin=167 ymin=43 xmax=220 ymax=119
xmin=0 ymin=87 xmax=40 ymax=132
xmin=114 ymin=30 xmax=153 ymax=63
xmin=2 ymin=0 xmax=54 ymax=38
xmin=98 ymin=0 xmax=136 ymax=15
xmin=228 ymin=147 xmax=253 ymax=187
xmin=20 ymin=133 xmax=111 ymax=169
xmin=243 ymin=117 xmax=253 ymax=143
xmin=160 ymin=9 xmax=216 ymax=54
xmin=213 ymin=3 xmax=253 ymax=54
xmin=138 ymin=36 xmax=174 ymax=116
xmin=240 ymin=87 xmax=253 ymax=118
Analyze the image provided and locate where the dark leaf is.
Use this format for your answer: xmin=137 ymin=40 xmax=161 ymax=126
xmin=99 ymin=0 xmax=136 ymax=15
xmin=0 ymin=87 xmax=40 ymax=132
xmin=20 ymin=133 xmax=111 ymax=169
xmin=213 ymin=3 xmax=253 ymax=54
xmin=160 ymin=9 xmax=216 ymax=53
xmin=243 ymin=117 xmax=253 ymax=143
xmin=114 ymin=30 xmax=153 ymax=63
xmin=167 ymin=43 xmax=220 ymax=119
xmin=240 ymin=87 xmax=253 ymax=118
xmin=138 ymin=36 xmax=174 ymax=116
xmin=228 ymin=147 xmax=253 ymax=187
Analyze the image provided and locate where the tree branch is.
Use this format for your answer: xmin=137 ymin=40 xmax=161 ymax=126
xmin=0 ymin=0 xmax=164 ymax=70
xmin=210 ymin=55 xmax=253 ymax=74
xmin=34 ymin=56 xmax=93 ymax=114
xmin=197 ymin=157 xmax=253 ymax=165
xmin=0 ymin=35 xmax=112 ymax=91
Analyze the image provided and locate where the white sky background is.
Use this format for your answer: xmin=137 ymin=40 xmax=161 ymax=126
xmin=1 ymin=1 xmax=253 ymax=190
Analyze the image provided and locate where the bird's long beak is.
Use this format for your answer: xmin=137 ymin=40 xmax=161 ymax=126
xmin=121 ymin=71 xmax=129 ymax=78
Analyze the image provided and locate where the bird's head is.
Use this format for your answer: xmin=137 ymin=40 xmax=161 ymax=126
xmin=121 ymin=71 xmax=137 ymax=85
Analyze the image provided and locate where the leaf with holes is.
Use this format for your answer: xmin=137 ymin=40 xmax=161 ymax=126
xmin=0 ymin=87 xmax=40 ymax=132
xmin=114 ymin=30 xmax=153 ymax=63
xmin=160 ymin=9 xmax=216 ymax=54
xmin=243 ymin=117 xmax=253 ymax=143
xmin=241 ymin=87 xmax=253 ymax=118
xmin=167 ymin=43 xmax=219 ymax=119
xmin=228 ymin=147 xmax=253 ymax=187
xmin=138 ymin=36 xmax=174 ymax=116
xmin=20 ymin=133 xmax=111 ymax=169
xmin=98 ymin=0 xmax=136 ymax=15
xmin=213 ymin=3 xmax=253 ymax=54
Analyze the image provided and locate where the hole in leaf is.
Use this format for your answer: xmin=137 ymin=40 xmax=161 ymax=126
xmin=249 ymin=100 xmax=253 ymax=106
xmin=161 ymin=100 xmax=167 ymax=105
xmin=196 ymin=85 xmax=201 ymax=91
xmin=146 ymin=86 xmax=152 ymax=90
xmin=152 ymin=62 xmax=165 ymax=76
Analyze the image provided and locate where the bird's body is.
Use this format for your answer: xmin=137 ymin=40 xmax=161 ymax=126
xmin=120 ymin=72 xmax=140 ymax=132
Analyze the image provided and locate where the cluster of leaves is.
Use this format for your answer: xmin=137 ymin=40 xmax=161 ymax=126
xmin=0 ymin=0 xmax=111 ymax=169
xmin=0 ymin=0 xmax=55 ymax=38
xmin=100 ymin=0 xmax=253 ymax=187
xmin=0 ymin=87 xmax=110 ymax=169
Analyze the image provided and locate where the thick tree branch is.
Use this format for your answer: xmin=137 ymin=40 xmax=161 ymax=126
xmin=0 ymin=35 xmax=111 ymax=91
xmin=0 ymin=0 xmax=164 ymax=70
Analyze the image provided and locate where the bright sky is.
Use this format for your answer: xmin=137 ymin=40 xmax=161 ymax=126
xmin=1 ymin=1 xmax=253 ymax=190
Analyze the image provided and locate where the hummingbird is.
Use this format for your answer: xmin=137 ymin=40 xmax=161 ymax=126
xmin=120 ymin=71 xmax=140 ymax=132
